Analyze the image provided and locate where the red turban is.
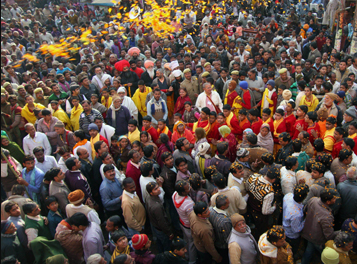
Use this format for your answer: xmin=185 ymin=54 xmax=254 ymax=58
xmin=128 ymin=47 xmax=140 ymax=57
xmin=114 ymin=60 xmax=130 ymax=72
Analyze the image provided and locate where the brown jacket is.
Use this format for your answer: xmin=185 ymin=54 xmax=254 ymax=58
xmin=189 ymin=211 xmax=221 ymax=261
xmin=302 ymin=197 xmax=338 ymax=246
xmin=37 ymin=116 xmax=59 ymax=146
xmin=121 ymin=191 xmax=146 ymax=231
xmin=325 ymin=240 xmax=352 ymax=264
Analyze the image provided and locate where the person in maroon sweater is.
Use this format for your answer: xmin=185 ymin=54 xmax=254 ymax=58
xmin=142 ymin=116 xmax=159 ymax=145
xmin=125 ymin=149 xmax=143 ymax=203
xmin=292 ymin=105 xmax=308 ymax=140
xmin=248 ymin=108 xmax=263 ymax=135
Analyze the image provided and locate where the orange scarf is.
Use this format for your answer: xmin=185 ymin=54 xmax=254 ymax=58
xmin=273 ymin=118 xmax=284 ymax=138
xmin=73 ymin=139 xmax=88 ymax=150
xmin=239 ymin=117 xmax=249 ymax=128
xmin=157 ymin=126 xmax=169 ymax=136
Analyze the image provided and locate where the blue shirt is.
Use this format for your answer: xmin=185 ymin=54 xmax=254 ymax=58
xmin=282 ymin=193 xmax=305 ymax=239
xmin=47 ymin=210 xmax=63 ymax=238
xmin=21 ymin=167 xmax=44 ymax=200
xmin=99 ymin=177 xmax=123 ymax=212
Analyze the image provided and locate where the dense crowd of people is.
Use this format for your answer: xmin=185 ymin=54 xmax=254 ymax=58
xmin=1 ymin=0 xmax=357 ymax=263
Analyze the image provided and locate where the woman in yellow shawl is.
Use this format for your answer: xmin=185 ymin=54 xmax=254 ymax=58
xmin=21 ymin=95 xmax=45 ymax=124
xmin=70 ymin=97 xmax=83 ymax=131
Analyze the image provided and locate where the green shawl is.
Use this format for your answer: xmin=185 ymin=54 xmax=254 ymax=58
xmin=1 ymin=135 xmax=25 ymax=164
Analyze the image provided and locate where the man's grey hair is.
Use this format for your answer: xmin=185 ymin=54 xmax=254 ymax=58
xmin=156 ymin=68 xmax=164 ymax=74
xmin=202 ymin=82 xmax=211 ymax=89
xmin=216 ymin=194 xmax=228 ymax=209
xmin=346 ymin=166 xmax=357 ymax=180
xmin=334 ymin=231 xmax=354 ymax=248
xmin=86 ymin=254 xmax=102 ymax=264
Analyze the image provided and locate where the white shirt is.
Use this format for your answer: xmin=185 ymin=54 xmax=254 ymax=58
xmin=121 ymin=96 xmax=139 ymax=121
xmin=35 ymin=156 xmax=58 ymax=174
xmin=99 ymin=164 xmax=125 ymax=184
xmin=39 ymin=33 xmax=54 ymax=45
xmin=58 ymin=154 xmax=74 ymax=173
xmin=139 ymin=175 xmax=165 ymax=204
xmin=99 ymin=124 xmax=115 ymax=146
xmin=324 ymin=171 xmax=336 ymax=188
xmin=73 ymin=141 xmax=93 ymax=163
xmin=329 ymin=81 xmax=341 ymax=93
xmin=23 ymin=132 xmax=51 ymax=156
xmin=195 ymin=91 xmax=223 ymax=112
xmin=280 ymin=166 xmax=297 ymax=195
xmin=65 ymin=204 xmax=101 ymax=225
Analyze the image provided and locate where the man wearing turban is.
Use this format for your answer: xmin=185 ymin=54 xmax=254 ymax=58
xmin=141 ymin=60 xmax=156 ymax=86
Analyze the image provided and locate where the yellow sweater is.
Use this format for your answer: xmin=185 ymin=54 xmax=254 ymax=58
xmin=132 ymin=87 xmax=152 ymax=117
xmin=299 ymin=95 xmax=319 ymax=112
xmin=323 ymin=127 xmax=336 ymax=152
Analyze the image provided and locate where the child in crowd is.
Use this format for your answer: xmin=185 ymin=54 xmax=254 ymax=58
xmin=45 ymin=196 xmax=63 ymax=238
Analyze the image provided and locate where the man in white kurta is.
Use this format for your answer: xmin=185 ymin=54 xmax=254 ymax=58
xmin=117 ymin=87 xmax=139 ymax=121
xmin=195 ymin=83 xmax=223 ymax=112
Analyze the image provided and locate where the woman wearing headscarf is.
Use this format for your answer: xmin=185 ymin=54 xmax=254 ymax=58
xmin=191 ymin=127 xmax=208 ymax=158
xmin=171 ymin=120 xmax=195 ymax=146
xmin=1 ymin=135 xmax=24 ymax=164
xmin=257 ymin=123 xmax=274 ymax=153
xmin=54 ymin=219 xmax=83 ymax=264
xmin=1 ymin=220 xmax=27 ymax=264
xmin=239 ymin=128 xmax=253 ymax=149
xmin=156 ymin=133 xmax=174 ymax=167
xmin=218 ymin=125 xmax=237 ymax=162
xmin=194 ymin=142 xmax=212 ymax=179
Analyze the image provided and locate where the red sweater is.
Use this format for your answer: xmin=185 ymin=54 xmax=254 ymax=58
xmin=130 ymin=67 xmax=144 ymax=79
xmin=240 ymin=91 xmax=252 ymax=110
xmin=143 ymin=126 xmax=159 ymax=145
xmin=126 ymin=160 xmax=143 ymax=203
xmin=251 ymin=118 xmax=263 ymax=135
xmin=285 ymin=114 xmax=296 ymax=138
xmin=292 ymin=119 xmax=308 ymax=139
xmin=331 ymin=141 xmax=343 ymax=160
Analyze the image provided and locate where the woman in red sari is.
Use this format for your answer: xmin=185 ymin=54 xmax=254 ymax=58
xmin=305 ymin=111 xmax=320 ymax=145
xmin=174 ymin=87 xmax=192 ymax=116
xmin=218 ymin=125 xmax=237 ymax=162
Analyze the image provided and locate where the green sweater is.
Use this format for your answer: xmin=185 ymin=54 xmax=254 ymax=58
xmin=25 ymin=216 xmax=52 ymax=240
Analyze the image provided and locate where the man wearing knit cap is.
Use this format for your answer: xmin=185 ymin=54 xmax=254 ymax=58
xmin=130 ymin=234 xmax=155 ymax=263
xmin=200 ymin=62 xmax=218 ymax=83
xmin=54 ymin=121 xmax=76 ymax=152
xmin=65 ymin=189 xmax=100 ymax=225
xmin=236 ymin=81 xmax=253 ymax=110
xmin=88 ymin=123 xmax=109 ymax=160
xmin=228 ymin=213 xmax=258 ymax=264
xmin=275 ymin=68 xmax=293 ymax=92
xmin=189 ymin=201 xmax=222 ymax=263
xmin=335 ymin=91 xmax=346 ymax=114
xmin=180 ymin=68 xmax=200 ymax=104
xmin=343 ymin=107 xmax=357 ymax=131
xmin=117 ymin=86 xmax=139 ymax=121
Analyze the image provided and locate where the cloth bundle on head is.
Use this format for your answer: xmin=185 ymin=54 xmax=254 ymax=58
xmin=197 ymin=142 xmax=211 ymax=158
xmin=239 ymin=81 xmax=248 ymax=90
xmin=1 ymin=220 xmax=11 ymax=234
xmin=345 ymin=106 xmax=357 ymax=119
xmin=132 ymin=234 xmax=149 ymax=250
xmin=144 ymin=60 xmax=154 ymax=69
xmin=88 ymin=123 xmax=99 ymax=131
xmin=172 ymin=70 xmax=182 ymax=78
xmin=128 ymin=47 xmax=140 ymax=57
xmin=114 ymin=60 xmax=130 ymax=72
xmin=164 ymin=63 xmax=171 ymax=70
xmin=325 ymin=93 xmax=337 ymax=102
xmin=321 ymin=247 xmax=339 ymax=264
xmin=282 ymin=90 xmax=292 ymax=100
xmin=231 ymin=213 xmax=245 ymax=227
xmin=303 ymin=24 xmax=309 ymax=30
xmin=54 ymin=121 xmax=65 ymax=128
xmin=317 ymin=106 xmax=329 ymax=120
xmin=101 ymin=74 xmax=112 ymax=85
xmin=173 ymin=120 xmax=185 ymax=132
xmin=68 ymin=190 xmax=85 ymax=204
xmin=169 ymin=60 xmax=179 ymax=70
xmin=231 ymin=70 xmax=239 ymax=75
xmin=236 ymin=148 xmax=249 ymax=158
xmin=219 ymin=125 xmax=231 ymax=138
xmin=267 ymin=80 xmax=275 ymax=87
